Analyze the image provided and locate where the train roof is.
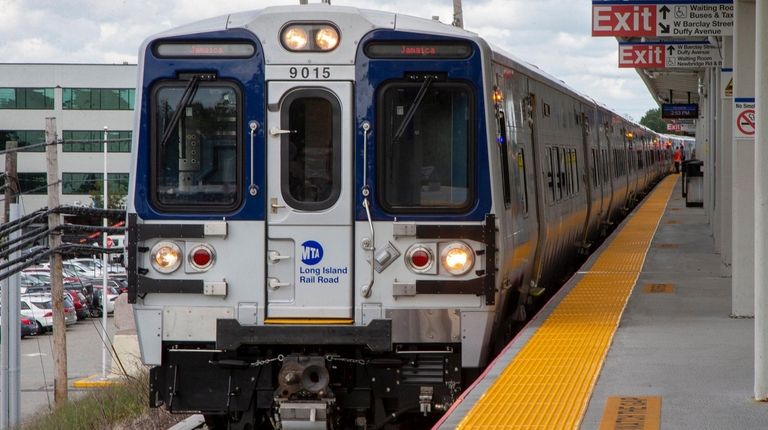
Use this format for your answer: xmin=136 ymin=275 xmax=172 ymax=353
xmin=143 ymin=5 xmax=477 ymax=46
xmin=139 ymin=4 xmax=655 ymax=134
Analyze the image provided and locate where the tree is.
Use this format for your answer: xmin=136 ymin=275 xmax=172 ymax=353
xmin=89 ymin=180 xmax=127 ymax=209
xmin=639 ymin=107 xmax=667 ymax=133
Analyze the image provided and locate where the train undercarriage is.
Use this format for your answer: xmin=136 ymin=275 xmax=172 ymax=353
xmin=150 ymin=319 xmax=463 ymax=430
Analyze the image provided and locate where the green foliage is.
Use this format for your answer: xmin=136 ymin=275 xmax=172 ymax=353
xmin=89 ymin=180 xmax=127 ymax=210
xmin=20 ymin=371 xmax=187 ymax=430
xmin=639 ymin=108 xmax=667 ymax=133
xmin=20 ymin=375 xmax=147 ymax=430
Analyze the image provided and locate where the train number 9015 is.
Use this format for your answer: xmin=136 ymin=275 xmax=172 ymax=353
xmin=289 ymin=66 xmax=331 ymax=79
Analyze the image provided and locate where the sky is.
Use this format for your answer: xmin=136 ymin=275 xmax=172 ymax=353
xmin=0 ymin=0 xmax=658 ymax=121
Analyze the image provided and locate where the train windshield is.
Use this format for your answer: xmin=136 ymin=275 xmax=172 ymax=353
xmin=151 ymin=82 xmax=241 ymax=210
xmin=378 ymin=82 xmax=473 ymax=211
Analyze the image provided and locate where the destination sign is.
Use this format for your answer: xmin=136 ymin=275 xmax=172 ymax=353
xmin=364 ymin=42 xmax=472 ymax=59
xmin=592 ymin=1 xmax=733 ymax=37
xmin=154 ymin=42 xmax=255 ymax=58
xmin=618 ymin=42 xmax=722 ymax=68
xmin=662 ymin=103 xmax=699 ymax=120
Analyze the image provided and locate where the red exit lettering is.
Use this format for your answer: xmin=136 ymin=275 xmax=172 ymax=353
xmin=618 ymin=45 xmax=665 ymax=68
xmin=592 ymin=5 xmax=657 ymax=37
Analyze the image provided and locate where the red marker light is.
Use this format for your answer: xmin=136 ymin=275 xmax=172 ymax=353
xmin=193 ymin=248 xmax=212 ymax=267
xmin=189 ymin=244 xmax=216 ymax=271
xmin=411 ymin=249 xmax=430 ymax=268
xmin=406 ymin=245 xmax=434 ymax=273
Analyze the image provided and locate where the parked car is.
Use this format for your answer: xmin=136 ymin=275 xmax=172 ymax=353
xmin=20 ymin=293 xmax=77 ymax=332
xmin=0 ymin=309 xmax=39 ymax=338
xmin=109 ymin=275 xmax=128 ymax=294
xmin=92 ymin=279 xmax=126 ymax=296
xmin=20 ymin=272 xmax=47 ymax=293
xmin=24 ymin=269 xmax=93 ymax=305
xmin=64 ymin=290 xmax=89 ymax=321
xmin=40 ymin=261 xmax=101 ymax=280
xmin=92 ymin=286 xmax=119 ymax=316
xmin=20 ymin=315 xmax=38 ymax=338
xmin=71 ymin=258 xmax=125 ymax=275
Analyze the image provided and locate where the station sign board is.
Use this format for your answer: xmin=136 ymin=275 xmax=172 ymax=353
xmin=661 ymin=103 xmax=699 ymax=119
xmin=592 ymin=1 xmax=734 ymax=37
xmin=618 ymin=42 xmax=721 ymax=68
xmin=666 ymin=122 xmax=696 ymax=133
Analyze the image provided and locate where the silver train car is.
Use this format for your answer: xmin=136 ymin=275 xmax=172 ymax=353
xmin=126 ymin=5 xmax=674 ymax=429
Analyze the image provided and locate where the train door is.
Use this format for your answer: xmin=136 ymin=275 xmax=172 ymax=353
xmin=602 ymin=125 xmax=615 ymax=219
xmin=578 ymin=108 xmax=594 ymax=250
xmin=265 ymin=81 xmax=353 ymax=319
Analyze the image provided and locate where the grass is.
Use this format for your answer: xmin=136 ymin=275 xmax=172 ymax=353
xmin=20 ymin=371 xmax=188 ymax=430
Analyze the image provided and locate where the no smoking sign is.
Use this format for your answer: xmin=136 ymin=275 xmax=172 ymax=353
xmin=735 ymin=98 xmax=756 ymax=139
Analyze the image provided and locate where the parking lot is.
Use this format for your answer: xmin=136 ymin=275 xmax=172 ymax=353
xmin=17 ymin=314 xmax=116 ymax=421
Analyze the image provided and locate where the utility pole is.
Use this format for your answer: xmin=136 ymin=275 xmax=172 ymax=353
xmin=45 ymin=118 xmax=68 ymax=406
xmin=453 ymin=0 xmax=464 ymax=28
xmin=101 ymin=126 xmax=109 ymax=380
xmin=1 ymin=140 xmax=20 ymax=429
xmin=3 ymin=140 xmax=18 ymax=223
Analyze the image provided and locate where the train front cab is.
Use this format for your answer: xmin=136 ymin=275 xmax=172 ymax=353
xmin=128 ymin=9 xmax=499 ymax=429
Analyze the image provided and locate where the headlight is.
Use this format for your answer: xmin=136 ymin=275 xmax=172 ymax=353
xmin=282 ymin=26 xmax=309 ymax=51
xmin=441 ymin=242 xmax=474 ymax=275
xmin=281 ymin=23 xmax=340 ymax=52
xmin=314 ymin=26 xmax=339 ymax=51
xmin=150 ymin=241 xmax=182 ymax=273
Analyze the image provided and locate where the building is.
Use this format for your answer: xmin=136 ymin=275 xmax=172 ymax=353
xmin=0 ymin=63 xmax=136 ymax=222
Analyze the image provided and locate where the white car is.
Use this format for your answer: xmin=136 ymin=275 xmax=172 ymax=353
xmin=40 ymin=261 xmax=97 ymax=279
xmin=20 ymin=294 xmax=77 ymax=332
xmin=92 ymin=286 xmax=119 ymax=315
xmin=70 ymin=257 xmax=125 ymax=275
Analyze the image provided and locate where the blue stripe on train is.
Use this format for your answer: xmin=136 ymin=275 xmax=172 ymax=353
xmin=354 ymin=30 xmax=491 ymax=222
xmin=133 ymin=29 xmax=266 ymax=221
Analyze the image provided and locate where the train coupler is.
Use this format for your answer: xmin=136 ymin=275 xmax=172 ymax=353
xmin=419 ymin=386 xmax=434 ymax=415
xmin=274 ymin=355 xmax=335 ymax=429
xmin=276 ymin=399 xmax=334 ymax=430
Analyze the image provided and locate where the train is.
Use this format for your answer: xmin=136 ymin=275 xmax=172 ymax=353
xmin=125 ymin=4 xmax=693 ymax=429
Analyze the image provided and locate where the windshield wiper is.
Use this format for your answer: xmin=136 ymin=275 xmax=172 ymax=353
xmin=158 ymin=73 xmax=216 ymax=148
xmin=393 ymin=75 xmax=435 ymax=143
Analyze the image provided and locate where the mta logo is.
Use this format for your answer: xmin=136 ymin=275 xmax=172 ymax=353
xmin=301 ymin=240 xmax=324 ymax=265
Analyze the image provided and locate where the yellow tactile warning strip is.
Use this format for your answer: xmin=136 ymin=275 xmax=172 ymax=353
xmin=599 ymin=396 xmax=661 ymax=430
xmin=456 ymin=175 xmax=677 ymax=429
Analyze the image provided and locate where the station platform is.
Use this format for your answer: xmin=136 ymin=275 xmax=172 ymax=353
xmin=435 ymin=175 xmax=766 ymax=429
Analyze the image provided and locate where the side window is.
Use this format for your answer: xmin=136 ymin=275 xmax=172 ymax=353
xmin=546 ymin=146 xmax=555 ymax=202
xmin=563 ymin=148 xmax=573 ymax=196
xmin=281 ymin=91 xmax=341 ymax=210
xmin=592 ymin=148 xmax=599 ymax=186
xmin=555 ymin=147 xmax=564 ymax=200
xmin=571 ymin=149 xmax=579 ymax=193
xmin=518 ymin=148 xmax=529 ymax=215
xmin=497 ymin=110 xmax=511 ymax=207
xmin=151 ymin=82 xmax=241 ymax=211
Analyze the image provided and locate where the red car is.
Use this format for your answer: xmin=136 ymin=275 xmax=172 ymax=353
xmin=65 ymin=290 xmax=89 ymax=321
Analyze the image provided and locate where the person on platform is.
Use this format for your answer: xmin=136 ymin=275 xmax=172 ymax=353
xmin=673 ymin=146 xmax=682 ymax=173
